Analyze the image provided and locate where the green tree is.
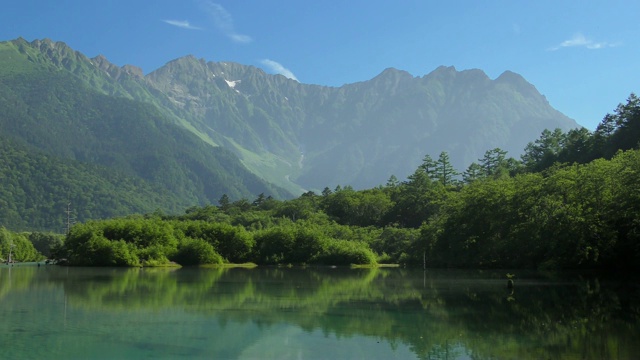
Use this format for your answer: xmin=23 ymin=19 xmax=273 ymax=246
xmin=480 ymin=148 xmax=509 ymax=177
xmin=557 ymin=127 xmax=594 ymax=164
xmin=385 ymin=175 xmax=399 ymax=188
xmin=323 ymin=188 xmax=392 ymax=227
xmin=419 ymin=154 xmax=438 ymax=179
xmin=252 ymin=193 xmax=266 ymax=207
xmin=173 ymin=237 xmax=222 ymax=266
xmin=0 ymin=227 xmax=43 ymax=262
xmin=218 ymin=194 xmax=230 ymax=211
xmin=28 ymin=231 xmax=64 ymax=258
xmin=434 ymin=151 xmax=459 ymax=186
xmin=605 ymin=93 xmax=640 ymax=156
xmin=521 ymin=129 xmax=565 ymax=172
xmin=462 ymin=162 xmax=483 ymax=183
xmin=386 ymin=167 xmax=447 ymax=228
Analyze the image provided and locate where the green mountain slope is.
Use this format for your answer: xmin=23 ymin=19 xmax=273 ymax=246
xmin=0 ymin=137 xmax=188 ymax=231
xmin=0 ymin=70 xmax=285 ymax=199
xmin=0 ymin=40 xmax=291 ymax=230
xmin=0 ymin=37 xmax=580 ymax=221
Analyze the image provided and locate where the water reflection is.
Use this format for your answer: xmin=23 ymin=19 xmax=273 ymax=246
xmin=1 ymin=265 xmax=639 ymax=359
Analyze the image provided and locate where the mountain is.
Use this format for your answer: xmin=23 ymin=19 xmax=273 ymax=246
xmin=0 ymin=38 xmax=579 ymax=229
xmin=0 ymin=137 xmax=191 ymax=231
xmin=140 ymin=58 xmax=578 ymax=190
xmin=0 ymin=38 xmax=290 ymax=230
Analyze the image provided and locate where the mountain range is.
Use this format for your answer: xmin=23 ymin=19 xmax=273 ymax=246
xmin=0 ymin=37 xmax=579 ymax=230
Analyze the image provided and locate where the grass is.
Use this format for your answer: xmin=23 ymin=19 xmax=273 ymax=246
xmin=227 ymin=137 xmax=307 ymax=195
xmin=0 ymin=42 xmax=39 ymax=76
xmin=351 ymin=263 xmax=400 ymax=269
xmin=199 ymin=262 xmax=258 ymax=269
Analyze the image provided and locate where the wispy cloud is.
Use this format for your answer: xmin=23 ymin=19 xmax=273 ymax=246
xmin=261 ymin=59 xmax=298 ymax=81
xmin=200 ymin=1 xmax=252 ymax=43
xmin=163 ymin=19 xmax=202 ymax=30
xmin=548 ymin=33 xmax=620 ymax=51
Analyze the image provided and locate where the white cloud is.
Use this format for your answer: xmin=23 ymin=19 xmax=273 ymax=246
xmin=200 ymin=1 xmax=252 ymax=43
xmin=230 ymin=34 xmax=253 ymax=43
xmin=163 ymin=19 xmax=202 ymax=30
xmin=548 ymin=33 xmax=620 ymax=51
xmin=261 ymin=59 xmax=298 ymax=81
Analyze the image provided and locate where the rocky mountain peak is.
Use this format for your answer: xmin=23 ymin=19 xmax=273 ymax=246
xmin=122 ymin=65 xmax=143 ymax=78
xmin=90 ymin=54 xmax=144 ymax=79
xmin=495 ymin=70 xmax=542 ymax=99
xmin=374 ymin=67 xmax=414 ymax=81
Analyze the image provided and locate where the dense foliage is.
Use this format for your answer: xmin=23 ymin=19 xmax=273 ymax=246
xmin=0 ymin=227 xmax=45 ymax=262
xmin=55 ymin=215 xmax=377 ymax=266
xmin=0 ymin=138 xmax=191 ymax=231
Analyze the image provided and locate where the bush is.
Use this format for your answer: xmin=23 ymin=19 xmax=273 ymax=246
xmin=70 ymin=234 xmax=139 ymax=266
xmin=136 ymin=245 xmax=171 ymax=267
xmin=253 ymin=225 xmax=331 ymax=264
xmin=172 ymin=238 xmax=223 ymax=266
xmin=65 ymin=220 xmax=175 ymax=266
xmin=313 ymin=239 xmax=377 ymax=265
xmin=174 ymin=221 xmax=255 ymax=263
xmin=0 ymin=227 xmax=44 ymax=262
xmin=28 ymin=232 xmax=64 ymax=258
xmin=253 ymin=226 xmax=296 ymax=264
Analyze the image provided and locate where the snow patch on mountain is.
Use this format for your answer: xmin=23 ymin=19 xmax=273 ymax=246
xmin=225 ymin=79 xmax=240 ymax=88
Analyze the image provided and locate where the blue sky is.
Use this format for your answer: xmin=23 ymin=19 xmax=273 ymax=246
xmin=1 ymin=0 xmax=638 ymax=130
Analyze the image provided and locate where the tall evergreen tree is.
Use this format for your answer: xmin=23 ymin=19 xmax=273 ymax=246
xmin=480 ymin=148 xmax=508 ymax=177
xmin=435 ymin=151 xmax=459 ymax=186
xmin=419 ymin=154 xmax=438 ymax=179
xmin=462 ymin=162 xmax=483 ymax=183
xmin=521 ymin=129 xmax=565 ymax=171
xmin=218 ymin=194 xmax=230 ymax=211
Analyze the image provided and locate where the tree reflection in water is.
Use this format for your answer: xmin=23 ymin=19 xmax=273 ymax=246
xmin=2 ymin=266 xmax=639 ymax=359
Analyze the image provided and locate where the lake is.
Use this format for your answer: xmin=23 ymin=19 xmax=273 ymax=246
xmin=0 ymin=264 xmax=638 ymax=359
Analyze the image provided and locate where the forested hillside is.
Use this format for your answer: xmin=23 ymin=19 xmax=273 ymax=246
xmin=27 ymin=94 xmax=638 ymax=270
xmin=0 ymin=138 xmax=190 ymax=230
xmin=0 ymin=43 xmax=290 ymax=231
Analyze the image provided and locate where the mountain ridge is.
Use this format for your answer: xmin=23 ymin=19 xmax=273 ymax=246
xmin=2 ymin=37 xmax=579 ymax=198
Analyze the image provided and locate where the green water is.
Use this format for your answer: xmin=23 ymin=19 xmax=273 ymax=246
xmin=0 ymin=264 xmax=638 ymax=359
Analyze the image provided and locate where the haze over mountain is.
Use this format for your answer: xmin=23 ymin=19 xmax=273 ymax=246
xmin=0 ymin=38 xmax=579 ymax=229
xmin=135 ymin=41 xmax=577 ymax=191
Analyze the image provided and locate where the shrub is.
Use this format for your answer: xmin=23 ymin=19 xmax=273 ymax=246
xmin=70 ymin=234 xmax=139 ymax=266
xmin=174 ymin=221 xmax=255 ymax=263
xmin=313 ymin=239 xmax=377 ymax=265
xmin=172 ymin=238 xmax=223 ymax=266
xmin=136 ymin=245 xmax=171 ymax=267
xmin=253 ymin=226 xmax=296 ymax=264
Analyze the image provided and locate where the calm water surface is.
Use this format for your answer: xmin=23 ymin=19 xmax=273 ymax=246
xmin=0 ymin=264 xmax=638 ymax=359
